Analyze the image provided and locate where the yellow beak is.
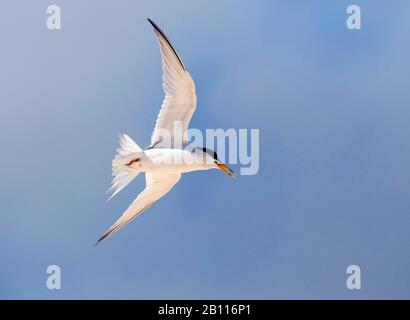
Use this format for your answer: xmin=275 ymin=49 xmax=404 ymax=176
xmin=217 ymin=163 xmax=237 ymax=178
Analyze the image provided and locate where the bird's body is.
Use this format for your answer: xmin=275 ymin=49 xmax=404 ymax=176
xmin=96 ymin=19 xmax=235 ymax=245
xmin=121 ymin=147 xmax=216 ymax=175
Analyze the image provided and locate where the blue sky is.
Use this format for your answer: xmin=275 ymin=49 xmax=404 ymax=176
xmin=0 ymin=0 xmax=409 ymax=299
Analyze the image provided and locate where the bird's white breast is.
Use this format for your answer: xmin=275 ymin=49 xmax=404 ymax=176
xmin=138 ymin=148 xmax=212 ymax=174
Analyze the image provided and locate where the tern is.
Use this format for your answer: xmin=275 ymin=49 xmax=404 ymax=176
xmin=96 ymin=19 xmax=235 ymax=245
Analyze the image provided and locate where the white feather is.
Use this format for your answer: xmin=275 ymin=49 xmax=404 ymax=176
xmin=148 ymin=19 xmax=197 ymax=148
xmin=107 ymin=134 xmax=143 ymax=200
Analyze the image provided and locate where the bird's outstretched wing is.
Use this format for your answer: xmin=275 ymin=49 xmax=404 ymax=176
xmin=147 ymin=18 xmax=197 ymax=149
xmin=97 ymin=172 xmax=181 ymax=245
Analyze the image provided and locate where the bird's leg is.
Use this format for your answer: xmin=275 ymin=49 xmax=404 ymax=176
xmin=126 ymin=158 xmax=140 ymax=167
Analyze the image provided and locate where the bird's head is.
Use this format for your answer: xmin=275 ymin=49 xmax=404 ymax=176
xmin=194 ymin=147 xmax=236 ymax=178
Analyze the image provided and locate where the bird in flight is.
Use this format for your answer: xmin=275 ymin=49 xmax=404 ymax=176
xmin=96 ymin=18 xmax=236 ymax=245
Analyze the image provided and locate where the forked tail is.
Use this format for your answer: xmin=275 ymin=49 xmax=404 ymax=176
xmin=107 ymin=134 xmax=143 ymax=201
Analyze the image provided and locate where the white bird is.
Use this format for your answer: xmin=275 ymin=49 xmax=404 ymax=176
xmin=96 ymin=18 xmax=235 ymax=245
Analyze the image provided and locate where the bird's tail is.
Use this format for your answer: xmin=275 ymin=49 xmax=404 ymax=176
xmin=107 ymin=134 xmax=143 ymax=201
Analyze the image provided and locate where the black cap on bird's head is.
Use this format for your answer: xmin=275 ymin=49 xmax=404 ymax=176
xmin=196 ymin=147 xmax=236 ymax=178
xmin=201 ymin=147 xmax=219 ymax=161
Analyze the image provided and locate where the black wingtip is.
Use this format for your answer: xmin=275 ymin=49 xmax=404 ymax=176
xmin=94 ymin=235 xmax=106 ymax=247
xmin=147 ymin=18 xmax=157 ymax=30
xmin=147 ymin=18 xmax=163 ymax=36
xmin=146 ymin=18 xmax=186 ymax=71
